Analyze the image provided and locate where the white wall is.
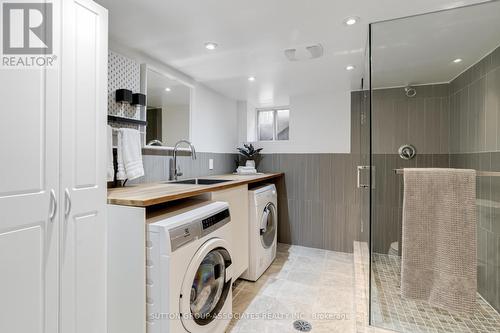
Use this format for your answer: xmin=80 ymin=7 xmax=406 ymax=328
xmin=237 ymin=100 xmax=258 ymax=146
xmin=191 ymin=84 xmax=238 ymax=153
xmin=241 ymin=90 xmax=351 ymax=153
xmin=237 ymin=101 xmax=248 ymax=146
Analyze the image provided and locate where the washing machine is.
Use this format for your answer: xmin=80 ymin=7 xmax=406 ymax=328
xmin=146 ymin=201 xmax=233 ymax=333
xmin=241 ymin=184 xmax=278 ymax=281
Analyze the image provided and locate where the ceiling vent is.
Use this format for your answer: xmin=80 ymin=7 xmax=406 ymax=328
xmin=284 ymin=44 xmax=324 ymax=62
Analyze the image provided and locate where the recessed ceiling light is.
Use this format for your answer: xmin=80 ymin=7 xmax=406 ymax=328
xmin=346 ymin=65 xmax=356 ymax=71
xmin=165 ymin=87 xmax=171 ymax=92
xmin=344 ymin=16 xmax=359 ymax=26
xmin=205 ymin=42 xmax=218 ymax=50
xmin=248 ymin=76 xmax=256 ymax=82
xmin=453 ymin=58 xmax=463 ymax=63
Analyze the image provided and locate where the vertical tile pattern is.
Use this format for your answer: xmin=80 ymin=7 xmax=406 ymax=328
xmin=260 ymin=152 xmax=448 ymax=255
xmin=448 ymin=45 xmax=500 ymax=312
xmin=450 ymin=152 xmax=500 ymax=312
xmin=372 ymin=84 xmax=450 ymax=155
xmin=127 ymin=152 xmax=238 ymax=185
xmin=449 ymin=46 xmax=500 ymax=154
xmin=371 ymin=153 xmax=449 ymax=254
xmin=258 ymin=153 xmax=366 ymax=253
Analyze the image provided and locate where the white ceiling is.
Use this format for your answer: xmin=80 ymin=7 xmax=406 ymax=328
xmin=97 ymin=0 xmax=491 ymax=106
xmin=146 ymin=69 xmax=190 ymax=108
xmin=372 ymin=0 xmax=500 ymax=88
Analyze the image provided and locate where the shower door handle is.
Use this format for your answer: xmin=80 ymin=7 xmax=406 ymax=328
xmin=357 ymin=166 xmax=375 ymax=189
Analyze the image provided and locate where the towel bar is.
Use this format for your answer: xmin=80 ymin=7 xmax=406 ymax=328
xmin=393 ymin=168 xmax=500 ymax=177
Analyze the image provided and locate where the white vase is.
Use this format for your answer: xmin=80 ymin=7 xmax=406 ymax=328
xmin=245 ymin=160 xmax=256 ymax=168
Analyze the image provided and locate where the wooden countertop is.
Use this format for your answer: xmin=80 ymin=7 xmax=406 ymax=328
xmin=107 ymin=173 xmax=283 ymax=207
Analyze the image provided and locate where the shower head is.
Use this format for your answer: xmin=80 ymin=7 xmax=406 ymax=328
xmin=404 ymin=86 xmax=417 ymax=98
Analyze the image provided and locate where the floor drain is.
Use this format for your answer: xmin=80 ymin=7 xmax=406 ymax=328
xmin=293 ymin=320 xmax=312 ymax=332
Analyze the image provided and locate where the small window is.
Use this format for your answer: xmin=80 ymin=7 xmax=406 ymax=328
xmin=257 ymin=108 xmax=290 ymax=141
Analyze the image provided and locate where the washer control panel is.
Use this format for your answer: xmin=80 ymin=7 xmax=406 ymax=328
xmin=169 ymin=207 xmax=231 ymax=252
xmin=202 ymin=208 xmax=230 ymax=231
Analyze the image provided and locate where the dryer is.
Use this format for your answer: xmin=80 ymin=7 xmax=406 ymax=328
xmin=146 ymin=201 xmax=233 ymax=333
xmin=241 ymin=184 xmax=278 ymax=281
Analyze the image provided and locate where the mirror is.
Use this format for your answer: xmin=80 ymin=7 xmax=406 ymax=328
xmin=144 ymin=67 xmax=191 ymax=148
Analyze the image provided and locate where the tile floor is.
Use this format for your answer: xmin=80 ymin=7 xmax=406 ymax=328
xmin=227 ymin=243 xmax=358 ymax=333
xmin=227 ymin=241 xmax=500 ymax=333
xmin=353 ymin=241 xmax=394 ymax=333
xmin=371 ymin=254 xmax=500 ymax=333
xmin=227 ymin=244 xmax=356 ymax=333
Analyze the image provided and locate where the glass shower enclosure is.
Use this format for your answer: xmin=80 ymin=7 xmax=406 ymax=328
xmin=367 ymin=1 xmax=500 ymax=332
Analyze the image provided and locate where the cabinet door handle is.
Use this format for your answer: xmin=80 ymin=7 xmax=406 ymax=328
xmin=64 ymin=188 xmax=72 ymax=218
xmin=49 ymin=189 xmax=57 ymax=221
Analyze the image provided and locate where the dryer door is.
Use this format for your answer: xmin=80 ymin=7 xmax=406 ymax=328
xmin=180 ymin=238 xmax=233 ymax=332
xmin=260 ymin=203 xmax=277 ymax=249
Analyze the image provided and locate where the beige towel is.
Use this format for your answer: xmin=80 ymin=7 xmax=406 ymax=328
xmin=401 ymin=168 xmax=477 ymax=313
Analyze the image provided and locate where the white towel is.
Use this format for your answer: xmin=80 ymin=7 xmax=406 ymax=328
xmin=107 ymin=125 xmax=115 ymax=181
xmin=236 ymin=166 xmax=257 ymax=175
xmin=116 ymin=129 xmax=126 ymax=181
xmin=116 ymin=128 xmax=144 ymax=181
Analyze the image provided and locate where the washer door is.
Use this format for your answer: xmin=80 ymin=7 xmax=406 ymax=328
xmin=180 ymin=238 xmax=232 ymax=332
xmin=260 ymin=203 xmax=277 ymax=249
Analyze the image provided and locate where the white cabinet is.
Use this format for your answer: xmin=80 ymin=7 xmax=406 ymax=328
xmin=209 ymin=185 xmax=250 ymax=279
xmin=107 ymin=205 xmax=146 ymax=333
xmin=60 ymin=1 xmax=108 ymax=332
xmin=0 ymin=34 xmax=61 ymax=333
xmin=0 ymin=1 xmax=108 ymax=332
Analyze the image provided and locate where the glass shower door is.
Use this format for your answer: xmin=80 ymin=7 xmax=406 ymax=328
xmin=369 ymin=2 xmax=500 ymax=332
xmin=354 ymin=34 xmax=372 ymax=329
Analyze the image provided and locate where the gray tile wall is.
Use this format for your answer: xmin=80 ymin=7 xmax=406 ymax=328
xmin=371 ymin=154 xmax=449 ymax=254
xmin=448 ymin=45 xmax=500 ymax=312
xmin=450 ymin=152 xmax=500 ymax=312
xmin=372 ymin=84 xmax=450 ymax=154
xmin=359 ymin=85 xmax=452 ymax=254
xmin=258 ymin=153 xmax=368 ymax=253
xmin=449 ymin=46 xmax=500 ymax=153
xmin=128 ymin=151 xmax=237 ymax=184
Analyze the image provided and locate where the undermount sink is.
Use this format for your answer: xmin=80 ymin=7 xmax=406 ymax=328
xmin=167 ymin=178 xmax=232 ymax=185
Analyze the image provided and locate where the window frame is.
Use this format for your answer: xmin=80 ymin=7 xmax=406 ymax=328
xmin=256 ymin=106 xmax=290 ymax=142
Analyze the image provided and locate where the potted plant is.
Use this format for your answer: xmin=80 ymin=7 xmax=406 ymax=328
xmin=236 ymin=143 xmax=263 ymax=169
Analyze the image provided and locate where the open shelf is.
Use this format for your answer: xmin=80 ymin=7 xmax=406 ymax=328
xmin=108 ymin=115 xmax=147 ymax=126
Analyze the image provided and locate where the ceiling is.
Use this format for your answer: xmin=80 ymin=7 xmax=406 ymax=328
xmin=146 ymin=69 xmax=190 ymax=108
xmin=372 ymin=0 xmax=500 ymax=88
xmin=97 ymin=0 xmax=491 ymax=106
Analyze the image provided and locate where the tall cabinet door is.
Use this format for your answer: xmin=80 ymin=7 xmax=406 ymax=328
xmin=0 ymin=4 xmax=61 ymax=333
xmin=60 ymin=1 xmax=108 ymax=332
